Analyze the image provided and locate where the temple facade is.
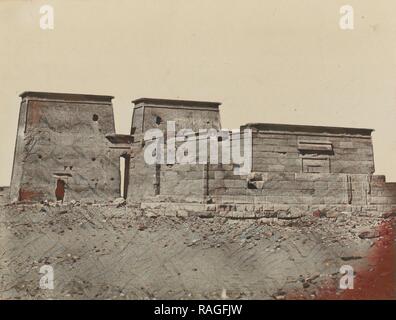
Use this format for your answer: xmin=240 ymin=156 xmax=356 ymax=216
xmin=9 ymin=92 xmax=396 ymax=216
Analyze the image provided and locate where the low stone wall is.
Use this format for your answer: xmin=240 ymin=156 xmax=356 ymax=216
xmin=160 ymin=164 xmax=205 ymax=197
xmin=209 ymin=171 xmax=371 ymax=205
xmin=138 ymin=200 xmax=393 ymax=220
xmin=370 ymin=175 xmax=396 ymax=206
xmin=132 ymin=170 xmax=396 ymax=217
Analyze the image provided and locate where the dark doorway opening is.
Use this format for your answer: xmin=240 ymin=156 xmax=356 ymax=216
xmin=55 ymin=178 xmax=65 ymax=202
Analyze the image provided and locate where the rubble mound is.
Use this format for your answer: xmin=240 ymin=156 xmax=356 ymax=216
xmin=0 ymin=202 xmax=390 ymax=299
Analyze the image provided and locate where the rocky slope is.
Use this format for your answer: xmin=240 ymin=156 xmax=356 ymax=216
xmin=0 ymin=201 xmax=393 ymax=299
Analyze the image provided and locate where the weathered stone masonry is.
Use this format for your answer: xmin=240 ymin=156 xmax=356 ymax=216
xmin=8 ymin=92 xmax=396 ymax=215
xmin=10 ymin=92 xmax=120 ymax=203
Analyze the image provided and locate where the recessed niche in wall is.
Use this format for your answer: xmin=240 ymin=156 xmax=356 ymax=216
xmin=155 ymin=116 xmax=162 ymax=125
xmin=297 ymin=140 xmax=333 ymax=155
xmin=302 ymin=158 xmax=330 ymax=173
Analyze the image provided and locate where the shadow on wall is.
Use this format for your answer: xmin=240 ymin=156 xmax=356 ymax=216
xmin=0 ymin=186 xmax=10 ymax=205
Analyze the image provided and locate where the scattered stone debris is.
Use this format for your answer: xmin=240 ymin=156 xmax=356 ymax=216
xmin=277 ymin=209 xmax=302 ymax=220
xmin=113 ymin=198 xmax=126 ymax=208
xmin=0 ymin=202 xmax=391 ymax=300
xmin=341 ymin=256 xmax=363 ymax=261
xmin=359 ymin=230 xmax=380 ymax=239
xmin=313 ymin=209 xmax=326 ymax=218
xmin=382 ymin=209 xmax=396 ymax=219
xmin=325 ymin=211 xmax=342 ymax=219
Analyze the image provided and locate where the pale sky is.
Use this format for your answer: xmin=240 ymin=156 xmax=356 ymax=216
xmin=1 ymin=0 xmax=395 ymax=185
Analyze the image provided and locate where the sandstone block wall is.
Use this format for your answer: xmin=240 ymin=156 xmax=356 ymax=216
xmin=204 ymin=124 xmax=376 ymax=208
xmin=208 ymin=168 xmax=372 ymax=205
xmin=128 ymin=137 xmax=207 ymax=203
xmin=159 ymin=164 xmax=205 ymax=199
xmin=126 ymin=142 xmax=157 ymax=202
xmin=127 ymin=117 xmax=396 ymax=213
xmin=246 ymin=124 xmax=374 ymax=175
xmin=370 ymin=175 xmax=396 ymax=206
xmin=127 ymin=98 xmax=222 ymax=203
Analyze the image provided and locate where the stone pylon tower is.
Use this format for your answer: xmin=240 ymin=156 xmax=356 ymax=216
xmin=10 ymin=92 xmax=121 ymax=202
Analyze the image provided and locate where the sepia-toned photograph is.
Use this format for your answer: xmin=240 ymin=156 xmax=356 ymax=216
xmin=0 ymin=0 xmax=395 ymax=312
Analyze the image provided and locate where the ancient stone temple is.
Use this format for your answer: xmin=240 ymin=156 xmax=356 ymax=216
xmin=8 ymin=91 xmax=396 ymax=215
